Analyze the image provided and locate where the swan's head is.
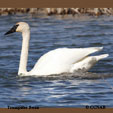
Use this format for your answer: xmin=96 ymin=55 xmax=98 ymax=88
xmin=5 ymin=22 xmax=30 ymax=35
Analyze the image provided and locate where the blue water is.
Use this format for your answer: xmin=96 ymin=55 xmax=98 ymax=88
xmin=0 ymin=14 xmax=113 ymax=108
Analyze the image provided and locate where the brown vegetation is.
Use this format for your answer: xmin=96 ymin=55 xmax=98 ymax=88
xmin=0 ymin=8 xmax=113 ymax=16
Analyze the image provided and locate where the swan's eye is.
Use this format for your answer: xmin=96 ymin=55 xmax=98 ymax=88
xmin=4 ymin=24 xmax=19 ymax=35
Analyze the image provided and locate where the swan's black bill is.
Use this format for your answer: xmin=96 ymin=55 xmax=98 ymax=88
xmin=4 ymin=24 xmax=19 ymax=35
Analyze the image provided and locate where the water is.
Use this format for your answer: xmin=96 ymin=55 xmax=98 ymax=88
xmin=0 ymin=14 xmax=113 ymax=108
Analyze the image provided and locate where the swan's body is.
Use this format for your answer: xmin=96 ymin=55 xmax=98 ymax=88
xmin=5 ymin=22 xmax=109 ymax=76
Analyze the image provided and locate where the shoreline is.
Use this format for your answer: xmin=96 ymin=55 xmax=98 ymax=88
xmin=0 ymin=8 xmax=113 ymax=16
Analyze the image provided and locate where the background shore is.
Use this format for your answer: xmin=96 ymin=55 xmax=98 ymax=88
xmin=0 ymin=8 xmax=113 ymax=16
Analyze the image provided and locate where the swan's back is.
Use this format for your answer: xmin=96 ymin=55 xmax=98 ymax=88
xmin=30 ymin=47 xmax=103 ymax=75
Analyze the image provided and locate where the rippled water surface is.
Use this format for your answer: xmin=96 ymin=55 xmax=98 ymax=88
xmin=0 ymin=14 xmax=113 ymax=107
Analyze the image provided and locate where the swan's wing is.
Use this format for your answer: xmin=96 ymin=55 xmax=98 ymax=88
xmin=31 ymin=47 xmax=103 ymax=75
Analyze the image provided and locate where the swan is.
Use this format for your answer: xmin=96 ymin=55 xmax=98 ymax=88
xmin=4 ymin=22 xmax=109 ymax=76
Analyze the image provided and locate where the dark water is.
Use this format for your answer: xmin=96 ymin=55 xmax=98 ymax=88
xmin=0 ymin=14 xmax=113 ymax=108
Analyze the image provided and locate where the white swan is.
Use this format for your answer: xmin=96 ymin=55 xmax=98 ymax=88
xmin=5 ymin=22 xmax=109 ymax=76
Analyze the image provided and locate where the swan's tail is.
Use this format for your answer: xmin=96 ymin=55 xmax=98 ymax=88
xmin=70 ymin=53 xmax=109 ymax=72
xmin=86 ymin=47 xmax=108 ymax=61
xmin=95 ymin=54 xmax=109 ymax=61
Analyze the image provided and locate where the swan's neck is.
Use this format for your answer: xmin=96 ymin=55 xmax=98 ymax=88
xmin=18 ymin=30 xmax=30 ymax=75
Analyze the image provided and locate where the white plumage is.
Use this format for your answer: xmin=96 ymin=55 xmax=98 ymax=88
xmin=5 ymin=22 xmax=109 ymax=76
